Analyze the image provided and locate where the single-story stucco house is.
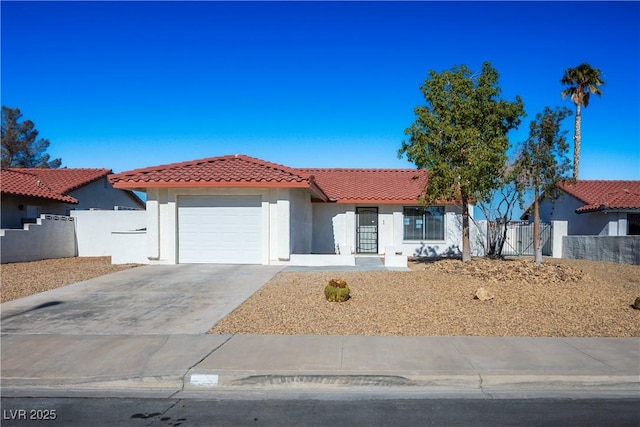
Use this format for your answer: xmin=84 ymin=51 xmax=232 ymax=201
xmin=0 ymin=168 xmax=145 ymax=229
xmin=109 ymin=154 xmax=471 ymax=265
xmin=522 ymin=180 xmax=640 ymax=236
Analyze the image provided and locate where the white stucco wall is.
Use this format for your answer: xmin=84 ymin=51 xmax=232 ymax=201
xmin=71 ymin=210 xmax=147 ymax=256
xmin=289 ymin=188 xmax=312 ymax=255
xmin=111 ymin=231 xmax=149 ymax=264
xmin=311 ymin=204 xmax=352 ymax=254
xmin=269 ymin=190 xmax=289 ymax=261
xmin=0 ymin=214 xmax=76 ymax=263
xmin=142 ymin=188 xmax=476 ymax=264
xmin=311 ymin=203 xmax=468 ymax=258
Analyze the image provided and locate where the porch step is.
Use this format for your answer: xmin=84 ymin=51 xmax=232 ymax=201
xmin=355 ymin=256 xmax=384 ymax=266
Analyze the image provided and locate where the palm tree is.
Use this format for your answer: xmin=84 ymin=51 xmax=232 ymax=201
xmin=561 ymin=63 xmax=605 ymax=179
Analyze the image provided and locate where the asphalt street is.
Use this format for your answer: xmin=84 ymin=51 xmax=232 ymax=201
xmin=2 ymin=397 xmax=639 ymax=427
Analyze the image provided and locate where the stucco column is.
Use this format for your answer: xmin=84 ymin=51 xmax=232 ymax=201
xmin=551 ymin=220 xmax=568 ymax=258
xmin=345 ymin=207 xmax=355 ymax=254
xmin=392 ymin=210 xmax=404 ymax=252
xmin=276 ymin=191 xmax=290 ymax=261
xmin=146 ymin=188 xmax=160 ymax=261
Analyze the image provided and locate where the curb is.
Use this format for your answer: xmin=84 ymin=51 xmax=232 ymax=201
xmin=2 ymin=373 xmax=637 ymax=397
xmin=183 ymin=372 xmax=640 ymax=391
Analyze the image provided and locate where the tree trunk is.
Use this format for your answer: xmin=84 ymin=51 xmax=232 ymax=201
xmin=533 ymin=189 xmax=542 ymax=265
xmin=497 ymin=219 xmax=508 ymax=257
xmin=573 ymin=104 xmax=581 ymax=179
xmin=461 ymin=195 xmax=472 ymax=262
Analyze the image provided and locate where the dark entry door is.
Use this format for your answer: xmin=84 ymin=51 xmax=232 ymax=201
xmin=356 ymin=207 xmax=378 ymax=253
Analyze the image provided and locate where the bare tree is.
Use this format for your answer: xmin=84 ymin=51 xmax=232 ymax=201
xmin=476 ymin=161 xmax=522 ymax=258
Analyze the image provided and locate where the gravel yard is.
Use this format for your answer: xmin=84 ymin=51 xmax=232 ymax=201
xmin=1 ymin=257 xmax=139 ymax=303
xmin=209 ymin=258 xmax=640 ymax=337
xmin=2 ymin=256 xmax=638 ymax=337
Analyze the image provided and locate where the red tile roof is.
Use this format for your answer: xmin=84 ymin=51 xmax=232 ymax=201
xmin=300 ymin=168 xmax=429 ymax=204
xmin=111 ymin=154 xmax=310 ymax=185
xmin=110 ymin=155 xmax=329 ymax=200
xmin=110 ymin=154 xmax=436 ymax=204
xmin=558 ymin=180 xmax=640 ymax=213
xmin=0 ymin=168 xmax=111 ymax=204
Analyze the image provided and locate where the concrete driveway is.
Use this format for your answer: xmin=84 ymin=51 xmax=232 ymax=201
xmin=0 ymin=264 xmax=283 ymax=335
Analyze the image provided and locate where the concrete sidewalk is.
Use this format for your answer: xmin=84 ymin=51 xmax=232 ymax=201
xmin=2 ymin=334 xmax=638 ymax=398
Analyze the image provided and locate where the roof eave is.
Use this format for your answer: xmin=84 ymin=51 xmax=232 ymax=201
xmin=1 ymin=190 xmax=79 ymax=204
xmin=112 ymin=180 xmax=314 ymax=190
xmin=576 ymin=206 xmax=640 ymax=214
xmin=311 ymin=198 xmax=462 ymax=205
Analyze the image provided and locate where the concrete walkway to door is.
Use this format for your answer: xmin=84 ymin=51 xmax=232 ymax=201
xmin=0 ymin=264 xmax=283 ymax=335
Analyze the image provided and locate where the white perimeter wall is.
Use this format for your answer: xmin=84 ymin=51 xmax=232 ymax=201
xmin=71 ymin=210 xmax=147 ymax=256
xmin=0 ymin=214 xmax=76 ymax=263
xmin=111 ymin=231 xmax=148 ymax=264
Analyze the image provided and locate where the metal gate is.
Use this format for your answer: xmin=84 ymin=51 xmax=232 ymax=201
xmin=356 ymin=207 xmax=378 ymax=253
xmin=500 ymin=222 xmax=553 ymax=256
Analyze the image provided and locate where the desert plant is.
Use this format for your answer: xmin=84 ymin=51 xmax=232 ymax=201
xmin=328 ymin=278 xmax=348 ymax=288
xmin=325 ymin=278 xmax=350 ymax=302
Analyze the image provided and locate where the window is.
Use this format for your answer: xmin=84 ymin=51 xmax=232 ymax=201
xmin=403 ymin=206 xmax=444 ymax=240
xmin=628 ymin=214 xmax=640 ymax=235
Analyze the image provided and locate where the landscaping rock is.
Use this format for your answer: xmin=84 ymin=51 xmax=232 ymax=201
xmin=474 ymin=287 xmax=494 ymax=301
xmin=632 ymin=297 xmax=640 ymax=310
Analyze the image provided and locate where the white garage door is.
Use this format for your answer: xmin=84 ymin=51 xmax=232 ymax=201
xmin=178 ymin=195 xmax=262 ymax=264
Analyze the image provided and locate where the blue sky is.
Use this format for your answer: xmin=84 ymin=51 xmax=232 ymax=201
xmin=2 ymin=1 xmax=639 ymax=183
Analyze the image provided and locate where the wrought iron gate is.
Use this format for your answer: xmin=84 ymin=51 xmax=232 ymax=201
xmin=356 ymin=207 xmax=378 ymax=253
xmin=500 ymin=222 xmax=553 ymax=256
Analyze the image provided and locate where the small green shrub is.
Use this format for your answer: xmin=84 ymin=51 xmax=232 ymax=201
xmin=325 ymin=278 xmax=350 ymax=302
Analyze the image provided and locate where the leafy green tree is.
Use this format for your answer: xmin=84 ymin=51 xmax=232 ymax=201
xmin=516 ymin=106 xmax=572 ymax=265
xmin=560 ymin=63 xmax=604 ymax=179
xmin=400 ymin=62 xmax=525 ymax=262
xmin=1 ymin=106 xmax=62 ymax=168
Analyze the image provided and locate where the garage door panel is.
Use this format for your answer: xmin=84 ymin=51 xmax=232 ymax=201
xmin=178 ymin=196 xmax=262 ymax=264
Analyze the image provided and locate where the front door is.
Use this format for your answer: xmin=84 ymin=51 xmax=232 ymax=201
xmin=356 ymin=207 xmax=378 ymax=253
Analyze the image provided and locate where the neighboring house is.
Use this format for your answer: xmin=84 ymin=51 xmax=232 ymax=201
xmin=523 ymin=180 xmax=640 ymax=236
xmin=109 ymin=154 xmax=471 ymax=265
xmin=1 ymin=168 xmax=145 ymax=229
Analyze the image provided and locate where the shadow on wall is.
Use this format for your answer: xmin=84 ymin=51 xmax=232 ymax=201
xmin=413 ymin=243 xmax=461 ymax=258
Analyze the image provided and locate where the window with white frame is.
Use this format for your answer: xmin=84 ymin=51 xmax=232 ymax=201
xmin=403 ymin=206 xmax=445 ymax=240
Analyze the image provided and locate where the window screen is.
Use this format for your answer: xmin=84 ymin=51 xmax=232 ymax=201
xmin=403 ymin=206 xmax=444 ymax=240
